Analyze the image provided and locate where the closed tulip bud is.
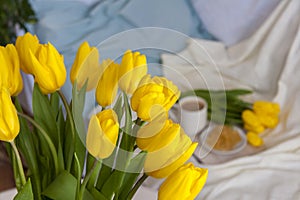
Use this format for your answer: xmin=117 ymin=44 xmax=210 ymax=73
xmin=158 ymin=163 xmax=208 ymax=200
xmin=246 ymin=132 xmax=264 ymax=147
xmin=15 ymin=32 xmax=40 ymax=74
xmin=253 ymin=101 xmax=280 ymax=116
xmin=95 ymin=59 xmax=119 ymax=107
xmin=0 ymin=44 xmax=23 ymax=96
xmin=86 ymin=109 xmax=119 ymax=159
xmin=131 ymin=75 xmax=180 ymax=121
xmin=0 ymin=88 xmax=20 ymax=142
xmin=30 ymin=43 xmax=67 ymax=94
xmin=70 ymin=41 xmax=101 ymax=91
xmin=119 ymin=50 xmax=147 ymax=94
xmin=145 ymin=127 xmax=198 ymax=178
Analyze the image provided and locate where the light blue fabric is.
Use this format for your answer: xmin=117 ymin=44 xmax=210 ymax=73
xmin=28 ymin=0 xmax=215 ymax=120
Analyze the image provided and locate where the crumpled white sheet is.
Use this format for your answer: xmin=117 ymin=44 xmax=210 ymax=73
xmin=161 ymin=0 xmax=300 ymax=199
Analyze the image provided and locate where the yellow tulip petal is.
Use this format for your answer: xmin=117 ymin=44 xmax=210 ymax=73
xmin=96 ymin=59 xmax=119 ymax=107
xmin=0 ymin=88 xmax=19 ymax=142
xmin=147 ymin=142 xmax=198 ymax=178
xmin=86 ymin=111 xmax=119 ymax=159
xmin=246 ymin=132 xmax=264 ymax=147
xmin=77 ymin=48 xmax=100 ymax=91
xmin=158 ymin=163 xmax=208 ymax=200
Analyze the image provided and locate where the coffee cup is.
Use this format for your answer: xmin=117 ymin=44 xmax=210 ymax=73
xmin=177 ymin=96 xmax=208 ymax=139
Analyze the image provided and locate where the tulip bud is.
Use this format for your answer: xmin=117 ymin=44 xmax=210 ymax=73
xmin=253 ymin=101 xmax=280 ymax=116
xmin=30 ymin=42 xmax=67 ymax=94
xmin=0 ymin=88 xmax=20 ymax=142
xmin=246 ymin=132 xmax=264 ymax=147
xmin=257 ymin=114 xmax=279 ymax=129
xmin=158 ymin=163 xmax=208 ymax=200
xmin=95 ymin=59 xmax=119 ymax=107
xmin=119 ymin=50 xmax=147 ymax=94
xmin=15 ymin=32 xmax=40 ymax=74
xmin=242 ymin=110 xmax=265 ymax=134
xmin=70 ymin=41 xmax=101 ymax=91
xmin=0 ymin=44 xmax=23 ymax=96
xmin=131 ymin=75 xmax=180 ymax=121
xmin=86 ymin=109 xmax=119 ymax=159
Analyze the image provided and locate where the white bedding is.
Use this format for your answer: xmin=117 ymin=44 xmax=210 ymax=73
xmin=162 ymin=0 xmax=300 ymax=199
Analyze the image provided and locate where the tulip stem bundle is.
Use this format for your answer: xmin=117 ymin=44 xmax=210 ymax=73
xmin=181 ymin=89 xmax=253 ymax=125
xmin=17 ymin=110 xmax=60 ymax=175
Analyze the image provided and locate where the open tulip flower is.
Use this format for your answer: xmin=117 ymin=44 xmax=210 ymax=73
xmin=0 ymin=33 xmax=208 ymax=200
xmin=29 ymin=43 xmax=67 ymax=94
xmin=131 ymin=75 xmax=180 ymax=121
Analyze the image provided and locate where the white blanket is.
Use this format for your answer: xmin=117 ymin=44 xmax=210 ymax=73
xmin=162 ymin=0 xmax=300 ymax=199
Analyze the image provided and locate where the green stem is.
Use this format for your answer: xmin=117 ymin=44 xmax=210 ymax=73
xmin=126 ymin=173 xmax=148 ymax=199
xmin=10 ymin=140 xmax=26 ymax=187
xmin=80 ymin=159 xmax=102 ymax=199
xmin=57 ymin=90 xmax=76 ymax=172
xmin=87 ymin=157 xmax=102 ymax=190
xmin=17 ymin=112 xmax=59 ymax=175
xmin=74 ymin=153 xmax=82 ymax=200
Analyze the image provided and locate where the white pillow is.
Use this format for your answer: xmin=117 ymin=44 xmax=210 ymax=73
xmin=191 ymin=0 xmax=281 ymax=46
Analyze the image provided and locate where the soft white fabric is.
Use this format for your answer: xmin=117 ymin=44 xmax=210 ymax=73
xmin=161 ymin=0 xmax=300 ymax=199
xmin=191 ymin=0 xmax=281 ymax=46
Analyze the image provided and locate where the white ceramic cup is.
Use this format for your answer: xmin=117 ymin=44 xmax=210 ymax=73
xmin=177 ymin=96 xmax=208 ymax=139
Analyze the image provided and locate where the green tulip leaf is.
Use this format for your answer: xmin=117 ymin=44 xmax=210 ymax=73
xmin=119 ymin=152 xmax=147 ymax=199
xmin=42 ymin=171 xmax=77 ymax=200
xmin=71 ymin=81 xmax=88 ymax=174
xmin=32 ymin=83 xmax=59 ymax=148
xmin=13 ymin=179 xmax=34 ymax=200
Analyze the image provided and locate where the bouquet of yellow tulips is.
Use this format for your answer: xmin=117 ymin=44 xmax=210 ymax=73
xmin=0 ymin=32 xmax=208 ymax=200
xmin=181 ymin=90 xmax=280 ymax=147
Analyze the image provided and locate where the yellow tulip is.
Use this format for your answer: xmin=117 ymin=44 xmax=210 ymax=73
xmin=253 ymin=101 xmax=280 ymax=116
xmin=158 ymin=163 xmax=208 ymax=200
xmin=242 ymin=110 xmax=265 ymax=133
xmin=131 ymin=75 xmax=180 ymax=121
xmin=257 ymin=114 xmax=279 ymax=129
xmin=86 ymin=109 xmax=119 ymax=159
xmin=244 ymin=123 xmax=265 ymax=134
xmin=15 ymin=32 xmax=40 ymax=74
xmin=0 ymin=88 xmax=20 ymax=142
xmin=0 ymin=44 xmax=23 ymax=96
xmin=119 ymin=50 xmax=147 ymax=94
xmin=70 ymin=41 xmax=101 ymax=91
xmin=145 ymin=126 xmax=198 ymax=178
xmin=137 ymin=118 xmax=179 ymax=152
xmin=246 ymin=132 xmax=264 ymax=147
xmin=95 ymin=59 xmax=119 ymax=107
xmin=29 ymin=42 xmax=67 ymax=94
